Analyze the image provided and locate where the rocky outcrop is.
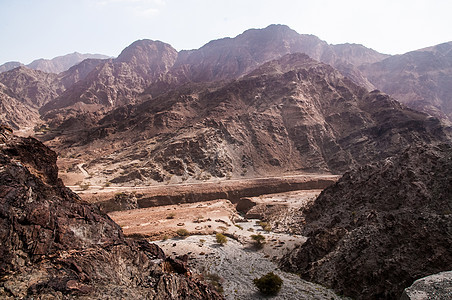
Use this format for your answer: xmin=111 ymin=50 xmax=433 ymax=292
xmin=0 ymin=127 xmax=222 ymax=299
xmin=400 ymin=271 xmax=452 ymax=300
xmin=280 ymin=144 xmax=452 ymax=299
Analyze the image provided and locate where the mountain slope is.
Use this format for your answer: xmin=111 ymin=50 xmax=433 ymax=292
xmin=48 ymin=54 xmax=449 ymax=185
xmin=0 ymin=66 xmax=64 ymax=108
xmin=361 ymin=41 xmax=452 ymax=122
xmin=147 ymin=24 xmax=385 ymax=97
xmin=0 ymin=83 xmax=40 ymax=129
xmin=40 ymin=40 xmax=178 ymax=117
xmin=280 ymin=144 xmax=452 ymax=299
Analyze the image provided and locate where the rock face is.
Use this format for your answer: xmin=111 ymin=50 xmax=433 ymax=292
xmin=400 ymin=271 xmax=452 ymax=300
xmin=0 ymin=83 xmax=40 ymax=129
xmin=0 ymin=66 xmax=64 ymax=108
xmin=0 ymin=127 xmax=222 ymax=299
xmin=361 ymin=41 xmax=452 ymax=122
xmin=53 ymin=53 xmax=449 ymax=184
xmin=280 ymin=144 xmax=452 ymax=299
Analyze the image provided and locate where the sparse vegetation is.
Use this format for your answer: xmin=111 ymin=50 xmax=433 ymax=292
xmin=218 ymin=226 xmax=228 ymax=232
xmin=204 ymin=272 xmax=224 ymax=294
xmin=216 ymin=233 xmax=227 ymax=245
xmin=234 ymin=224 xmax=243 ymax=230
xmin=253 ymin=272 xmax=283 ymax=295
xmin=176 ymin=228 xmax=190 ymax=238
xmin=78 ymin=183 xmax=90 ymax=190
xmin=166 ymin=212 xmax=176 ymax=219
xmin=250 ymin=234 xmax=266 ymax=249
xmin=259 ymin=221 xmax=271 ymax=232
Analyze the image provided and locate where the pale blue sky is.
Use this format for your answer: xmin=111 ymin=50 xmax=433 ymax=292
xmin=0 ymin=0 xmax=451 ymax=65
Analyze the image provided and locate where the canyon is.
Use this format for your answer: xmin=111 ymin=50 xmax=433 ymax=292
xmin=1 ymin=25 xmax=451 ymax=299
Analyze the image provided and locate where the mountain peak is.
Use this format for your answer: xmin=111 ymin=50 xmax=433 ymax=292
xmin=116 ymin=39 xmax=177 ymax=65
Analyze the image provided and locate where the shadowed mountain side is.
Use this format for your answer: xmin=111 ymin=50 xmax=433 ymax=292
xmin=47 ymin=54 xmax=449 ymax=185
xmin=280 ymin=144 xmax=452 ymax=299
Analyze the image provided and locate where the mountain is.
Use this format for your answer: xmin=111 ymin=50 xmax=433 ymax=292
xmin=280 ymin=143 xmax=452 ymax=299
xmin=0 ymin=126 xmax=221 ymax=299
xmin=146 ymin=24 xmax=385 ymax=96
xmin=0 ymin=52 xmax=110 ymax=74
xmin=0 ymin=66 xmax=64 ymax=108
xmin=0 ymin=61 xmax=23 ymax=73
xmin=49 ymin=53 xmax=449 ymax=185
xmin=39 ymin=40 xmax=178 ymax=119
xmin=0 ymin=83 xmax=40 ymax=129
xmin=361 ymin=41 xmax=452 ymax=122
xmin=40 ymin=25 xmax=386 ymax=123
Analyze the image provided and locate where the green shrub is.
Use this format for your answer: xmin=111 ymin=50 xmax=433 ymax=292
xmin=176 ymin=228 xmax=190 ymax=238
xmin=250 ymin=234 xmax=266 ymax=249
xmin=253 ymin=272 xmax=283 ymax=295
xmin=216 ymin=233 xmax=227 ymax=245
xmin=258 ymin=221 xmax=271 ymax=232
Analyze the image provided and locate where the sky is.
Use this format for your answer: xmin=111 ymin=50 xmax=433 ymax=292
xmin=0 ymin=0 xmax=451 ymax=65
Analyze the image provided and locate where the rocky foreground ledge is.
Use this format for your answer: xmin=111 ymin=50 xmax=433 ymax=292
xmin=0 ymin=125 xmax=221 ymax=299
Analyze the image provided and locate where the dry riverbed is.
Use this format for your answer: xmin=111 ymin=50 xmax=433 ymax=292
xmin=108 ymin=191 xmax=346 ymax=299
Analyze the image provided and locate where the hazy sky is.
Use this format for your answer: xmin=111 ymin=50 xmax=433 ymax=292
xmin=0 ymin=0 xmax=450 ymax=65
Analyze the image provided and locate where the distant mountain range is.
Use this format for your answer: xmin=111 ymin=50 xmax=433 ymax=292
xmin=0 ymin=52 xmax=110 ymax=74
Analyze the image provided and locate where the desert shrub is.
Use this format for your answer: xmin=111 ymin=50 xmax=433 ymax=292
xmin=176 ymin=228 xmax=190 ymax=238
xmin=250 ymin=234 xmax=266 ymax=249
xmin=79 ymin=183 xmax=90 ymax=190
xmin=216 ymin=233 xmax=227 ymax=245
xmin=258 ymin=221 xmax=271 ymax=232
xmin=235 ymin=224 xmax=243 ymax=230
xmin=204 ymin=272 xmax=224 ymax=294
xmin=253 ymin=272 xmax=283 ymax=295
xmin=166 ymin=212 xmax=176 ymax=219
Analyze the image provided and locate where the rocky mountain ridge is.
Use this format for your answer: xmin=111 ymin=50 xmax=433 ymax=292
xmin=2 ymin=24 xmax=451 ymax=131
xmin=48 ymin=53 xmax=450 ymax=185
xmin=280 ymin=143 xmax=452 ymax=299
xmin=0 ymin=52 xmax=110 ymax=74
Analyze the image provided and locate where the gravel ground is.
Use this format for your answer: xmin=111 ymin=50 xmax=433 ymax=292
xmin=155 ymin=222 xmax=344 ymax=300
